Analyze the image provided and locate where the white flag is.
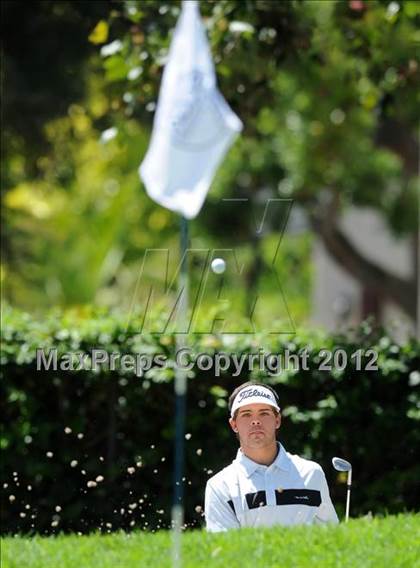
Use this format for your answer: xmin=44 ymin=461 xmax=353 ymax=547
xmin=139 ymin=0 xmax=243 ymax=219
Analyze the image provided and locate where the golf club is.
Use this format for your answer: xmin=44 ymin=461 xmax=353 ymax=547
xmin=332 ymin=456 xmax=352 ymax=522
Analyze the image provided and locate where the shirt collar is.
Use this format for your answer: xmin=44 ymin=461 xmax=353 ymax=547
xmin=234 ymin=442 xmax=291 ymax=478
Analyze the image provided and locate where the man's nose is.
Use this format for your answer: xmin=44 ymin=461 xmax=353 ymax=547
xmin=251 ymin=418 xmax=261 ymax=425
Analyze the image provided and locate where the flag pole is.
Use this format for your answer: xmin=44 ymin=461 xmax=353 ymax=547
xmin=417 ymin=122 xmax=420 ymax=340
xmin=172 ymin=215 xmax=189 ymax=567
xmin=138 ymin=0 xmax=242 ymax=556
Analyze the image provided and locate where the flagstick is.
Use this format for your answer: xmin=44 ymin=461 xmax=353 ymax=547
xmin=417 ymin=122 xmax=420 ymax=340
xmin=172 ymin=215 xmax=189 ymax=568
xmin=139 ymin=0 xmax=242 ymax=553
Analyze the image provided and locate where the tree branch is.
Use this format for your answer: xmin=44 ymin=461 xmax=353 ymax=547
xmin=309 ymin=195 xmax=416 ymax=320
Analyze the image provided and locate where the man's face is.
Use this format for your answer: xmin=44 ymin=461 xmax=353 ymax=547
xmin=229 ymin=403 xmax=281 ymax=450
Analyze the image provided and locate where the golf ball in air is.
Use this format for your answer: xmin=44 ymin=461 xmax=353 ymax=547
xmin=211 ymin=258 xmax=226 ymax=274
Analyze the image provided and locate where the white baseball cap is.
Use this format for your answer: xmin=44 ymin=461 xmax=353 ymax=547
xmin=230 ymin=385 xmax=280 ymax=418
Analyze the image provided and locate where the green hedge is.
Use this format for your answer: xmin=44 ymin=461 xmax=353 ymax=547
xmin=1 ymin=305 xmax=419 ymax=534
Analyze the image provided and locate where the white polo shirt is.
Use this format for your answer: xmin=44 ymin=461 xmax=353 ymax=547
xmin=205 ymin=443 xmax=339 ymax=531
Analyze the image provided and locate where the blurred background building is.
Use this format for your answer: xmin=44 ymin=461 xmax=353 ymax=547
xmin=312 ymin=206 xmax=416 ymax=340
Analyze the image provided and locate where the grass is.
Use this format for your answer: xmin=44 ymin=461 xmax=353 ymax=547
xmin=2 ymin=514 xmax=419 ymax=568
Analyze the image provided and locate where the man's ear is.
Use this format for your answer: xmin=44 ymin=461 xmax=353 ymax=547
xmin=229 ymin=417 xmax=238 ymax=432
xmin=275 ymin=413 xmax=281 ymax=430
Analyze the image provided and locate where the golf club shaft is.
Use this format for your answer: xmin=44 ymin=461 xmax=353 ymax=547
xmin=345 ymin=469 xmax=352 ymax=522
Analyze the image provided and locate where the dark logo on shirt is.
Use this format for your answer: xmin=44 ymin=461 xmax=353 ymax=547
xmin=275 ymin=489 xmax=321 ymax=507
xmin=245 ymin=491 xmax=267 ymax=510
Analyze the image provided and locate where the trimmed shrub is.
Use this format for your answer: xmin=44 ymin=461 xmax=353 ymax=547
xmin=1 ymin=305 xmax=419 ymax=534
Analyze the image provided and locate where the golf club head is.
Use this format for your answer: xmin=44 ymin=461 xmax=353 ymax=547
xmin=332 ymin=456 xmax=352 ymax=472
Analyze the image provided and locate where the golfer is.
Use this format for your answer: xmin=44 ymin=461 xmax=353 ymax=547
xmin=205 ymin=382 xmax=339 ymax=531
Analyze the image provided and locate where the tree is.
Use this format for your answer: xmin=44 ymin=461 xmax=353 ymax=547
xmin=1 ymin=0 xmax=113 ymax=265
xmin=2 ymin=0 xmax=173 ymax=308
xmin=94 ymin=0 xmax=420 ymax=320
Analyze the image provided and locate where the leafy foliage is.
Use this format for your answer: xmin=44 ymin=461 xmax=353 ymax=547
xmin=1 ymin=306 xmax=419 ymax=533
xmin=98 ymin=0 xmax=419 ymax=233
xmin=2 ymin=1 xmax=419 ymax=314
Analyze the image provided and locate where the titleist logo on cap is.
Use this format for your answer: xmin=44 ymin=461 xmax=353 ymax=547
xmin=230 ymin=385 xmax=280 ymax=417
xmin=237 ymin=388 xmax=274 ymax=403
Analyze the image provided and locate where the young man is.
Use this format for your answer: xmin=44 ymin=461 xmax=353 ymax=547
xmin=205 ymin=381 xmax=339 ymax=531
